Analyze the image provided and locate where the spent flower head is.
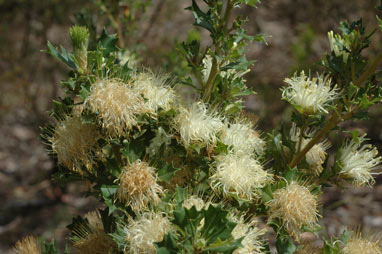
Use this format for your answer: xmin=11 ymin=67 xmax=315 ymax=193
xmin=174 ymin=101 xmax=224 ymax=147
xmin=282 ymin=71 xmax=338 ymax=114
xmin=342 ymin=231 xmax=382 ymax=254
xmin=71 ymin=210 xmax=116 ymax=254
xmin=267 ymin=181 xmax=320 ymax=239
xmin=117 ymin=160 xmax=163 ymax=212
xmin=338 ymin=136 xmax=382 ymax=186
xmin=85 ymin=79 xmax=144 ymax=137
xmin=14 ymin=236 xmax=41 ymax=254
xmin=50 ymin=114 xmax=100 ymax=174
xmin=125 ymin=211 xmax=171 ymax=254
xmin=211 ymin=153 xmax=272 ymax=200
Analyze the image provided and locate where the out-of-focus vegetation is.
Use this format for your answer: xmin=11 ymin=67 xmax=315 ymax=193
xmin=0 ymin=1 xmax=381 ymax=253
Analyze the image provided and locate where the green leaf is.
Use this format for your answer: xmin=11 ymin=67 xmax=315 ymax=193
xmin=186 ymin=0 xmax=215 ymax=34
xmin=42 ymin=240 xmax=58 ymax=254
xmin=98 ymin=28 xmax=119 ymax=56
xmin=158 ymin=163 xmax=181 ymax=183
xmin=237 ymin=0 xmax=261 ymax=7
xmin=100 ymin=184 xmax=118 ymax=199
xmin=377 ymin=15 xmax=382 ymax=32
xmin=275 ymin=237 xmax=297 ymax=254
xmin=45 ymin=41 xmax=78 ymax=69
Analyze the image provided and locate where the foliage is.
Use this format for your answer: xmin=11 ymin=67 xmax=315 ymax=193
xmin=13 ymin=0 xmax=382 ymax=254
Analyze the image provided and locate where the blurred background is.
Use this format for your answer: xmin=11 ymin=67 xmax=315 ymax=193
xmin=0 ymin=0 xmax=381 ymax=253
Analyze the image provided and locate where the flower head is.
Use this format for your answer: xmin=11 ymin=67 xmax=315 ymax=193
xmin=51 ymin=115 xmax=100 ymax=174
xmin=14 ymin=236 xmax=41 ymax=254
xmin=71 ymin=210 xmax=116 ymax=254
xmin=174 ymin=102 xmax=224 ymax=147
xmin=282 ymin=71 xmax=338 ymax=114
xmin=342 ymin=231 xmax=382 ymax=254
xmin=338 ymin=136 xmax=382 ymax=186
xmin=328 ymin=31 xmax=350 ymax=63
xmin=125 ymin=212 xmax=171 ymax=254
xmin=182 ymin=196 xmax=206 ymax=211
xmin=220 ymin=121 xmax=265 ymax=157
xmin=290 ymin=124 xmax=331 ymax=175
xmin=117 ymin=160 xmax=163 ymax=212
xmin=211 ymin=153 xmax=272 ymax=200
xmin=267 ymin=182 xmax=319 ymax=239
xmin=133 ymin=72 xmax=177 ymax=114
xmin=85 ymin=79 xmax=144 ymax=137
xmin=231 ymin=216 xmax=266 ymax=254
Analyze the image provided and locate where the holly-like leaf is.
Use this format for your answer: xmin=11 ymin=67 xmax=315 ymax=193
xmin=45 ymin=41 xmax=78 ymax=69
xmin=98 ymin=28 xmax=119 ymax=56
xmin=186 ymin=0 xmax=215 ymax=34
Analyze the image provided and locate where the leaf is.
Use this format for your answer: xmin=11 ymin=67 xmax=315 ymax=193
xmin=158 ymin=163 xmax=181 ymax=183
xmin=275 ymin=237 xmax=297 ymax=254
xmin=186 ymin=0 xmax=215 ymax=34
xmin=42 ymin=240 xmax=58 ymax=254
xmin=237 ymin=0 xmax=261 ymax=7
xmin=98 ymin=28 xmax=119 ymax=56
xmin=45 ymin=41 xmax=78 ymax=69
xmin=100 ymin=184 xmax=118 ymax=199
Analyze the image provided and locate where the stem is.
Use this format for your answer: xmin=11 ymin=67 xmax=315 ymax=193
xmin=202 ymin=0 xmax=233 ymax=102
xmin=355 ymin=52 xmax=382 ymax=87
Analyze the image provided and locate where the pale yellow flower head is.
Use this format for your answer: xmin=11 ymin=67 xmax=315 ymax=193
xmin=174 ymin=102 xmax=224 ymax=147
xmin=182 ymin=196 xmax=206 ymax=211
xmin=51 ymin=114 xmax=100 ymax=174
xmin=338 ymin=136 xmax=382 ymax=186
xmin=117 ymin=160 xmax=163 ymax=212
xmin=220 ymin=120 xmax=265 ymax=157
xmin=86 ymin=79 xmax=144 ymax=137
xmin=267 ymin=182 xmax=320 ymax=239
xmin=290 ymin=124 xmax=331 ymax=175
xmin=282 ymin=71 xmax=338 ymax=114
xmin=133 ymin=72 xmax=177 ymax=114
xmin=14 ymin=236 xmax=41 ymax=254
xmin=230 ymin=216 xmax=266 ymax=254
xmin=328 ymin=31 xmax=350 ymax=63
xmin=211 ymin=153 xmax=272 ymax=200
xmin=342 ymin=231 xmax=382 ymax=254
xmin=125 ymin=212 xmax=171 ymax=254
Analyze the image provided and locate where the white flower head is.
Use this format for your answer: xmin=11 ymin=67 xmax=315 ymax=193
xmin=282 ymin=71 xmax=338 ymax=115
xmin=174 ymin=102 xmax=224 ymax=147
xmin=85 ymin=79 xmax=144 ymax=137
xmin=182 ymin=196 xmax=206 ymax=211
xmin=211 ymin=153 xmax=272 ymax=200
xmin=133 ymin=72 xmax=177 ymax=114
xmin=338 ymin=136 xmax=382 ymax=186
xmin=125 ymin=212 xmax=171 ymax=254
xmin=290 ymin=124 xmax=331 ymax=175
xmin=220 ymin=120 xmax=265 ymax=157
xmin=328 ymin=31 xmax=350 ymax=63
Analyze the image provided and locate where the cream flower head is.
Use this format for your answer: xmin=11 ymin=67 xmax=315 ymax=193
xmin=117 ymin=160 xmax=163 ymax=212
xmin=125 ymin=212 xmax=171 ymax=254
xmin=85 ymin=79 xmax=144 ymax=137
xmin=267 ymin=181 xmax=319 ymax=239
xmin=211 ymin=153 xmax=272 ymax=200
xmin=174 ymin=102 xmax=224 ymax=147
xmin=133 ymin=72 xmax=177 ymax=114
xmin=51 ymin=114 xmax=100 ymax=174
xmin=220 ymin=120 xmax=265 ymax=157
xmin=338 ymin=136 xmax=382 ymax=186
xmin=282 ymin=71 xmax=338 ymax=114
